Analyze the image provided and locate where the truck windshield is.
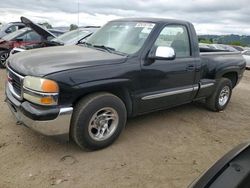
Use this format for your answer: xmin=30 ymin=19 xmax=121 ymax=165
xmin=86 ymin=21 xmax=155 ymax=55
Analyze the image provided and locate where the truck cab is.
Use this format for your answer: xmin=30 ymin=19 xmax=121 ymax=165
xmin=5 ymin=18 xmax=246 ymax=150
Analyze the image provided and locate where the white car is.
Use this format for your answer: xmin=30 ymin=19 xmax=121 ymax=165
xmin=242 ymin=50 xmax=250 ymax=69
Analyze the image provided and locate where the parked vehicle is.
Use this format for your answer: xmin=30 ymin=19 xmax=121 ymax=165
xmin=189 ymin=142 xmax=250 ymax=188
xmin=5 ymin=18 xmax=246 ymax=150
xmin=0 ymin=17 xmax=61 ymax=68
xmin=199 ymin=43 xmax=245 ymax=53
xmin=52 ymin=27 xmax=98 ymax=45
xmin=9 ymin=27 xmax=99 ymax=56
xmin=199 ymin=43 xmax=216 ymax=49
xmin=211 ymin=44 xmax=238 ymax=52
xmin=232 ymin=45 xmax=245 ymax=52
xmin=242 ymin=50 xmax=250 ymax=69
xmin=0 ymin=22 xmax=25 ymax=39
xmin=47 ymin=29 xmax=64 ymax=37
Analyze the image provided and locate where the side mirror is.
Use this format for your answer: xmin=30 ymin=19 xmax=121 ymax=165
xmin=148 ymin=46 xmax=176 ymax=60
xmin=5 ymin=29 xmax=12 ymax=34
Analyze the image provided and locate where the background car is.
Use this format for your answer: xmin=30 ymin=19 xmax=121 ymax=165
xmin=9 ymin=26 xmax=99 ymax=57
xmin=210 ymin=44 xmax=238 ymax=52
xmin=0 ymin=17 xmax=63 ymax=68
xmin=242 ymin=50 xmax=250 ymax=69
xmin=0 ymin=22 xmax=25 ymax=39
xmin=199 ymin=43 xmax=216 ymax=49
xmin=48 ymin=29 xmax=65 ymax=37
xmin=231 ymin=45 xmax=245 ymax=52
xmin=52 ymin=26 xmax=99 ymax=45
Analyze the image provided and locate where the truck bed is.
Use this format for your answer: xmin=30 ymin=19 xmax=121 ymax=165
xmin=200 ymin=47 xmax=240 ymax=54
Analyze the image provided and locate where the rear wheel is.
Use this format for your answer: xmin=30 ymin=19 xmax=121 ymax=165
xmin=0 ymin=51 xmax=9 ymax=68
xmin=206 ymin=78 xmax=232 ymax=111
xmin=70 ymin=92 xmax=127 ymax=150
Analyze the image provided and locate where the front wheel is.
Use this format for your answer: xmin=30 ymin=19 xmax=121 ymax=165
xmin=206 ymin=78 xmax=233 ymax=111
xmin=0 ymin=51 xmax=9 ymax=68
xmin=70 ymin=92 xmax=127 ymax=150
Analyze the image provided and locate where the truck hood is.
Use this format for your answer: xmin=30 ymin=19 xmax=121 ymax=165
xmin=8 ymin=45 xmax=127 ymax=77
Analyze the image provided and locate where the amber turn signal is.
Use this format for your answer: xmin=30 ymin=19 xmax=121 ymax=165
xmin=40 ymin=97 xmax=54 ymax=105
xmin=41 ymin=80 xmax=59 ymax=93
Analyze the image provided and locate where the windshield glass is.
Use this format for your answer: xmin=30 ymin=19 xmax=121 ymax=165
xmin=52 ymin=29 xmax=91 ymax=44
xmin=2 ymin=28 xmax=28 ymax=40
xmin=86 ymin=21 xmax=155 ymax=55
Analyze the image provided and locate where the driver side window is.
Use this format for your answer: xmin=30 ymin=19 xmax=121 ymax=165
xmin=154 ymin=25 xmax=191 ymax=58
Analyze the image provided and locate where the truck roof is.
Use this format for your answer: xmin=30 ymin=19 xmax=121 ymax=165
xmin=111 ymin=17 xmax=191 ymax=25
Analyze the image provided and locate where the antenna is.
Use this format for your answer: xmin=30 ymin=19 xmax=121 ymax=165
xmin=77 ymin=0 xmax=79 ymax=27
xmin=77 ymin=0 xmax=80 ymax=40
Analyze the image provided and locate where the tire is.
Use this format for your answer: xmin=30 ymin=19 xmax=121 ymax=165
xmin=70 ymin=92 xmax=127 ymax=150
xmin=206 ymin=78 xmax=233 ymax=112
xmin=0 ymin=51 xmax=9 ymax=69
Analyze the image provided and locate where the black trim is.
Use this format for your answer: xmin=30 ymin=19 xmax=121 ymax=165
xmin=189 ymin=142 xmax=250 ymax=188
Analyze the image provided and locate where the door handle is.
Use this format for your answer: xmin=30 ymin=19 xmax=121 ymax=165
xmin=186 ymin=64 xmax=195 ymax=71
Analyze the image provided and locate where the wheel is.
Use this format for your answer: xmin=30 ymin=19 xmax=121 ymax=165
xmin=70 ymin=92 xmax=127 ymax=150
xmin=0 ymin=51 xmax=9 ymax=68
xmin=206 ymin=78 xmax=232 ymax=111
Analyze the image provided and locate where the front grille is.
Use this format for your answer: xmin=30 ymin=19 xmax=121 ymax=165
xmin=7 ymin=66 xmax=24 ymax=100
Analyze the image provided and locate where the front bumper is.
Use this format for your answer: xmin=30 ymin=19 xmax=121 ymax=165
xmin=5 ymin=83 xmax=73 ymax=137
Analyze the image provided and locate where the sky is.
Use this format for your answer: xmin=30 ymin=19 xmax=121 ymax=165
xmin=0 ymin=0 xmax=249 ymax=35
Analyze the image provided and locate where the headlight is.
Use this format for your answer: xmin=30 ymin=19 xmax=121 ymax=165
xmin=23 ymin=76 xmax=59 ymax=106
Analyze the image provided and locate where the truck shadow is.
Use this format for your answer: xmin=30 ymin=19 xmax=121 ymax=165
xmin=18 ymin=101 xmax=209 ymax=153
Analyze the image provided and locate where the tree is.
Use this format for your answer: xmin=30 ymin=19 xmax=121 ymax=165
xmin=69 ymin=24 xmax=78 ymax=31
xmin=39 ymin=22 xmax=53 ymax=29
xmin=229 ymin=41 xmax=244 ymax=46
xmin=199 ymin=39 xmax=213 ymax=44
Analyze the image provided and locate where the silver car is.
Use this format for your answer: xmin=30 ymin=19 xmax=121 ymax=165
xmin=242 ymin=50 xmax=250 ymax=69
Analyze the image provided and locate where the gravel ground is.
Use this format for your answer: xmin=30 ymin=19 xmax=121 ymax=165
xmin=0 ymin=69 xmax=250 ymax=188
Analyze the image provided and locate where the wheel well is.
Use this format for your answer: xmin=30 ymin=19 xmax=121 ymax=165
xmin=72 ymin=88 xmax=133 ymax=117
xmin=222 ymin=72 xmax=238 ymax=88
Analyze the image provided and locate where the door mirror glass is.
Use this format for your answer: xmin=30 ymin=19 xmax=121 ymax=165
xmin=5 ymin=28 xmax=12 ymax=33
xmin=149 ymin=46 xmax=176 ymax=60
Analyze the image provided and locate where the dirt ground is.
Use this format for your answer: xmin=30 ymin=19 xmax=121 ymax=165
xmin=0 ymin=69 xmax=250 ymax=188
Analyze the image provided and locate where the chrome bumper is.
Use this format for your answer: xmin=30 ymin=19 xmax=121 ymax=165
xmin=7 ymin=101 xmax=73 ymax=136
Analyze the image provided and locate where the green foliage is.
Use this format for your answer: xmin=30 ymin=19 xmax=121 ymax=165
xmin=229 ymin=41 xmax=245 ymax=46
xmin=199 ymin=34 xmax=250 ymax=47
xmin=69 ymin=24 xmax=78 ymax=31
xmin=199 ymin=39 xmax=213 ymax=44
xmin=39 ymin=22 xmax=53 ymax=29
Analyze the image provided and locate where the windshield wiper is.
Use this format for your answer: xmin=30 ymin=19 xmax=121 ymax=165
xmin=79 ymin=42 xmax=127 ymax=56
xmin=92 ymin=45 xmax=127 ymax=56
xmin=92 ymin=45 xmax=115 ymax=53
xmin=80 ymin=41 xmax=93 ymax=47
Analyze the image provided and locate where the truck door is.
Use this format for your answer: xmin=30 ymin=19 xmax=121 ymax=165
xmin=137 ymin=25 xmax=197 ymax=113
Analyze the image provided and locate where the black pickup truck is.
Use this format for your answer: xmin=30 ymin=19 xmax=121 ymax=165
xmin=5 ymin=18 xmax=246 ymax=150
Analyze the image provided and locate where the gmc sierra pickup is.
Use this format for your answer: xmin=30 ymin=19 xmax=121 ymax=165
xmin=5 ymin=18 xmax=246 ymax=150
